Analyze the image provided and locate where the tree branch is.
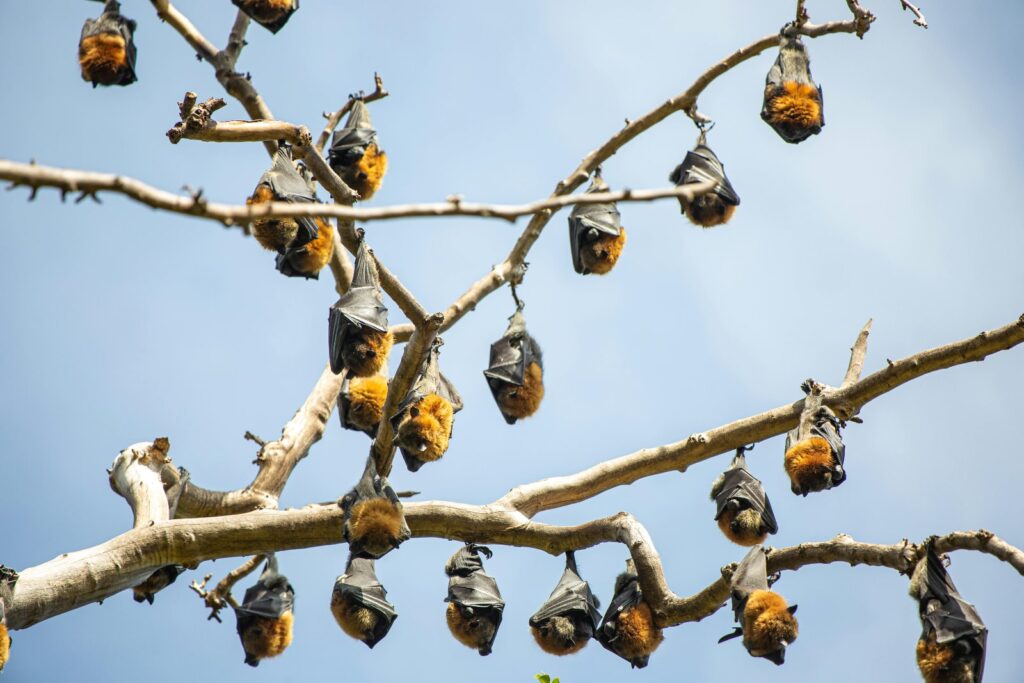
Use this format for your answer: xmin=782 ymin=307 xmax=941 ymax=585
xmin=498 ymin=315 xmax=1024 ymax=517
xmin=899 ymin=0 xmax=928 ymax=28
xmin=108 ymin=438 xmax=174 ymax=529
xmin=842 ymin=318 xmax=873 ymax=387
xmin=189 ymin=554 xmax=263 ymax=622
xmin=390 ymin=16 xmax=877 ymax=342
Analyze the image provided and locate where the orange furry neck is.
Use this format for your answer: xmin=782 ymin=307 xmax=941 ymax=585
xmin=743 ymin=590 xmax=797 ymax=657
xmin=241 ymin=611 xmax=294 ymax=662
xmin=0 ymin=623 xmax=9 ymax=671
xmin=346 ymin=375 xmax=388 ymax=431
xmin=580 ymin=227 xmax=627 ymax=275
xmin=331 ymin=593 xmax=378 ymax=643
xmin=248 ymin=184 xmax=299 ymax=252
xmin=350 ymin=144 xmax=387 ymax=201
xmin=784 ymin=436 xmax=835 ymax=494
xmin=916 ymin=634 xmax=975 ymax=683
xmin=343 ymin=328 xmax=393 ymax=378
xmin=767 ymin=81 xmax=822 ymax=128
xmin=686 ymin=198 xmax=736 ymax=228
xmin=531 ymin=616 xmax=589 ymax=655
xmin=496 ymin=361 xmax=544 ymax=419
xmin=348 ymin=497 xmax=403 ymax=556
xmin=286 ymin=218 xmax=335 ymax=276
xmin=718 ymin=509 xmax=768 ymax=546
xmin=79 ymin=33 xmax=128 ymax=85
xmin=398 ymin=393 xmax=454 ymax=462
xmin=614 ymin=601 xmax=664 ymax=661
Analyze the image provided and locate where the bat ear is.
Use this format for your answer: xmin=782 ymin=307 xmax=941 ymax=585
xmin=788 ymin=604 xmax=798 ymax=615
xmin=409 ymin=406 xmax=420 ymax=418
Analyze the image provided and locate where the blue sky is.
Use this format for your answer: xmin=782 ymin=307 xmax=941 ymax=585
xmin=1 ymin=1 xmax=1022 ymax=681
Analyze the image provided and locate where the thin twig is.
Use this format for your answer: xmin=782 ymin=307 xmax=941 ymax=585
xmin=842 ymin=319 xmax=873 ymax=387
xmin=899 ymin=0 xmax=928 ymax=28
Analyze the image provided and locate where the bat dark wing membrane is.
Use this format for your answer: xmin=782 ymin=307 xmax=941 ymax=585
xmin=914 ymin=544 xmax=987 ymax=680
xmin=529 ymin=563 xmax=602 ymax=630
xmin=713 ymin=462 xmax=778 ymax=535
xmin=334 ymin=556 xmax=398 ymax=647
xmin=328 ymin=127 xmax=377 ymax=168
xmin=447 ymin=573 xmax=505 ymax=611
xmin=483 ymin=310 xmax=542 ymax=423
xmin=230 ymin=0 xmax=299 ymax=34
xmin=568 ymin=174 xmax=623 ymax=275
xmin=596 ymin=572 xmax=643 ymax=654
xmin=327 ymin=240 xmax=389 ymax=372
xmin=261 ymin=148 xmax=322 ymax=242
xmin=728 ymin=545 xmax=769 ymax=621
xmin=811 ymin=407 xmax=846 ymax=486
xmin=670 ymin=145 xmax=740 ymax=206
xmin=235 ymin=555 xmax=295 ymax=622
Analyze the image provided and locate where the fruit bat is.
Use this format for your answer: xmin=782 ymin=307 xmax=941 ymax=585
xmin=338 ymin=458 xmax=410 ymax=559
xmin=445 ymin=544 xmax=504 ymax=656
xmin=761 ymin=34 xmax=824 ymax=143
xmin=79 ymin=0 xmax=137 ymax=88
xmin=132 ymin=565 xmax=186 ymax=604
xmin=483 ymin=309 xmax=544 ymax=424
xmin=668 ymin=130 xmax=740 ymax=227
xmin=328 ymin=100 xmax=388 ymax=201
xmin=529 ymin=551 xmax=602 ymax=656
xmin=234 ymin=554 xmax=295 ymax=667
xmin=597 ymin=559 xmax=664 ymax=668
xmin=909 ymin=542 xmax=987 ymax=682
xmin=331 ymin=554 xmax=398 ymax=649
xmin=247 ymin=147 xmax=334 ymax=279
xmin=338 ymin=373 xmax=389 ymax=437
xmin=784 ymin=383 xmax=846 ymax=496
xmin=567 ymin=171 xmax=626 ymax=275
xmin=0 ymin=597 xmax=9 ymax=673
xmin=328 ymin=237 xmax=393 ymax=377
xmin=392 ymin=340 xmax=463 ymax=472
xmin=718 ymin=545 xmax=798 ymax=665
xmin=231 ymin=0 xmax=298 ymax=34
xmin=709 ymin=447 xmax=778 ymax=546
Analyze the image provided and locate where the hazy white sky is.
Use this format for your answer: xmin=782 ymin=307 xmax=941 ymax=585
xmin=1 ymin=1 xmax=1022 ymax=681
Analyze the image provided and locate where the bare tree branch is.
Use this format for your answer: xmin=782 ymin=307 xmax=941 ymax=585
xmin=899 ymin=0 xmax=928 ymax=28
xmin=108 ymin=438 xmax=174 ymax=529
xmin=0 ymin=160 xmax=714 ymax=229
xmin=222 ymin=11 xmax=250 ymax=68
xmin=498 ymin=315 xmax=1024 ymax=517
xmin=842 ymin=318 xmax=873 ymax=387
xmin=190 ymin=554 xmax=263 ymax=622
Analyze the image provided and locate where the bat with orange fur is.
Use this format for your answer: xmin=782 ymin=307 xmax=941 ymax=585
xmin=719 ymin=545 xmax=798 ymax=665
xmin=231 ymin=0 xmax=298 ymax=34
xmin=391 ymin=339 xmax=463 ymax=472
xmin=328 ymin=100 xmax=388 ymax=201
xmin=331 ymin=554 xmax=398 ymax=649
xmin=568 ymin=171 xmax=626 ymax=275
xmin=338 ymin=458 xmax=410 ymax=559
xmin=529 ymin=551 xmax=602 ymax=656
xmin=445 ymin=544 xmax=504 ymax=656
xmin=79 ymin=0 xmax=137 ymax=88
xmin=234 ymin=554 xmax=295 ymax=667
xmin=783 ymin=380 xmax=846 ymax=496
xmin=596 ymin=559 xmax=664 ymax=668
xmin=328 ymin=236 xmax=393 ymax=378
xmin=909 ymin=541 xmax=987 ymax=682
xmin=762 ymin=34 xmax=824 ymax=143
xmin=710 ymin=446 xmax=778 ymax=546
xmin=339 ymin=373 xmax=389 ymax=437
xmin=669 ymin=130 xmax=740 ymax=227
xmin=132 ymin=565 xmax=185 ymax=605
xmin=484 ymin=308 xmax=544 ymax=424
xmin=0 ymin=567 xmax=16 ymax=673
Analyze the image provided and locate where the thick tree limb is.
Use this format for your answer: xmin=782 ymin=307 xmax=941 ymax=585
xmin=498 ymin=315 xmax=1024 ymax=517
xmin=173 ymin=365 xmax=345 ymax=518
xmin=108 ymin=438 xmax=174 ymax=529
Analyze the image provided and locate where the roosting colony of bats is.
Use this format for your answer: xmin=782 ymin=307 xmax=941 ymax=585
xmin=0 ymin=1 xmax=1008 ymax=682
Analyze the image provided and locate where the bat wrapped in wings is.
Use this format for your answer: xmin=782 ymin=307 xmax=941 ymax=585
xmin=909 ymin=541 xmax=987 ymax=682
xmin=444 ymin=543 xmax=505 ymax=656
xmin=331 ymin=554 xmax=398 ymax=649
xmin=0 ymin=567 xmax=17 ymax=672
xmin=234 ymin=554 xmax=295 ymax=667
xmin=567 ymin=171 xmax=626 ymax=275
xmin=231 ymin=0 xmax=299 ymax=34
xmin=391 ymin=340 xmax=463 ymax=472
xmin=529 ymin=551 xmax=602 ymax=656
xmin=669 ymin=130 xmax=741 ymax=227
xmin=328 ymin=100 xmax=388 ymax=201
xmin=483 ymin=309 xmax=544 ymax=424
xmin=132 ymin=564 xmax=186 ymax=605
xmin=328 ymin=236 xmax=393 ymax=378
xmin=784 ymin=380 xmax=846 ymax=496
xmin=338 ymin=458 xmax=410 ymax=559
xmin=596 ymin=559 xmax=664 ymax=668
xmin=719 ymin=544 xmax=798 ymax=665
xmin=709 ymin=446 xmax=778 ymax=546
xmin=761 ymin=33 xmax=825 ymax=143
xmin=79 ymin=0 xmax=137 ymax=88
xmin=246 ymin=147 xmax=334 ymax=279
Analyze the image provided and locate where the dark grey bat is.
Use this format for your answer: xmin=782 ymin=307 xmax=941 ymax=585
xmin=328 ymin=238 xmax=389 ymax=374
xmin=332 ymin=555 xmax=398 ymax=648
xmin=483 ymin=309 xmax=543 ymax=425
xmin=445 ymin=544 xmax=504 ymax=656
xmin=80 ymin=0 xmax=137 ymax=87
xmin=568 ymin=172 xmax=623 ymax=275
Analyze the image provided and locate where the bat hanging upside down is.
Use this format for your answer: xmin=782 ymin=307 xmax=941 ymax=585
xmin=761 ymin=34 xmax=825 ymax=143
xmin=331 ymin=555 xmax=398 ymax=648
xmin=710 ymin=447 xmax=778 ymax=546
xmin=79 ymin=1 xmax=137 ymax=87
xmin=596 ymin=560 xmax=664 ymax=668
xmin=231 ymin=0 xmax=298 ymax=34
xmin=445 ymin=544 xmax=505 ymax=656
xmin=529 ymin=551 xmax=602 ymax=656
xmin=339 ymin=458 xmax=410 ymax=559
xmin=234 ymin=554 xmax=295 ymax=667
